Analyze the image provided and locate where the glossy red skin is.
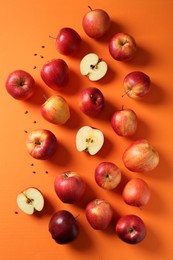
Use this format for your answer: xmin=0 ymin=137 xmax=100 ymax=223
xmin=40 ymin=59 xmax=69 ymax=91
xmin=111 ymin=109 xmax=138 ymax=136
xmin=79 ymin=87 xmax=104 ymax=116
xmin=26 ymin=129 xmax=58 ymax=160
xmin=82 ymin=8 xmax=111 ymax=39
xmin=109 ymin=32 xmax=137 ymax=61
xmin=54 ymin=172 xmax=86 ymax=203
xmin=49 ymin=210 xmax=79 ymax=244
xmin=5 ymin=70 xmax=35 ymax=100
xmin=122 ymin=139 xmax=159 ymax=172
xmin=123 ymin=71 xmax=151 ymax=99
xmin=122 ymin=178 xmax=151 ymax=207
xmin=56 ymin=27 xmax=81 ymax=55
xmin=115 ymin=214 xmax=146 ymax=244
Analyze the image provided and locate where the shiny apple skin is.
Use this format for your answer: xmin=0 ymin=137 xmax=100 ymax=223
xmin=115 ymin=214 xmax=146 ymax=244
xmin=54 ymin=171 xmax=86 ymax=204
xmin=5 ymin=70 xmax=35 ymax=100
xmin=49 ymin=210 xmax=79 ymax=244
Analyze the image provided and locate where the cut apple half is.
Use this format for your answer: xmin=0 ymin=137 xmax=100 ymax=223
xmin=80 ymin=53 xmax=108 ymax=81
xmin=16 ymin=187 xmax=44 ymax=215
xmin=76 ymin=126 xmax=104 ymax=155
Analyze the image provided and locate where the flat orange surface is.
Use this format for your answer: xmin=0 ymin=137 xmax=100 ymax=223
xmin=0 ymin=1 xmax=173 ymax=259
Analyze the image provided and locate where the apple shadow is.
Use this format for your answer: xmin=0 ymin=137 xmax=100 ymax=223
xmin=73 ymin=38 xmax=95 ymax=60
xmin=65 ymin=106 xmax=83 ymax=129
xmin=48 ymin=141 xmax=71 ymax=166
xmin=34 ymin=195 xmax=56 ymax=218
xmin=60 ymin=69 xmax=82 ymax=95
xmin=128 ymin=45 xmax=153 ymax=67
xmin=26 ymin=82 xmax=49 ymax=106
xmin=97 ymin=62 xmax=117 ymax=85
xmin=140 ymin=82 xmax=165 ymax=105
xmin=97 ymin=133 xmax=115 ymax=158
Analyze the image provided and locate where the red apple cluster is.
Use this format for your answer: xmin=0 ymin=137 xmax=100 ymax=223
xmin=7 ymin=6 xmax=160 ymax=246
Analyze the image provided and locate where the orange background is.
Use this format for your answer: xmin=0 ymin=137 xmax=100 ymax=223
xmin=0 ymin=0 xmax=173 ymax=259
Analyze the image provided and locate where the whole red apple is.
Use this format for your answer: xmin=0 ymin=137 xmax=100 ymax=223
xmin=122 ymin=139 xmax=159 ymax=172
xmin=122 ymin=178 xmax=151 ymax=207
xmin=95 ymin=162 xmax=121 ymax=190
xmin=40 ymin=59 xmax=69 ymax=91
xmin=54 ymin=171 xmax=86 ymax=204
xmin=26 ymin=129 xmax=58 ymax=160
xmin=115 ymin=214 xmax=146 ymax=244
xmin=79 ymin=87 xmax=104 ymax=116
xmin=109 ymin=32 xmax=137 ymax=61
xmin=111 ymin=108 xmax=138 ymax=136
xmin=82 ymin=7 xmax=111 ymax=39
xmin=41 ymin=95 xmax=70 ymax=125
xmin=55 ymin=27 xmax=81 ymax=55
xmin=85 ymin=199 xmax=113 ymax=230
xmin=49 ymin=210 xmax=79 ymax=244
xmin=123 ymin=71 xmax=151 ymax=99
xmin=5 ymin=70 xmax=35 ymax=100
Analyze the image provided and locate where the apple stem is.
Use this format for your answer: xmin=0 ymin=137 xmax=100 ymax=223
xmin=121 ymin=105 xmax=124 ymax=110
xmin=75 ymin=214 xmax=80 ymax=220
xmin=90 ymin=58 xmax=102 ymax=70
xmin=88 ymin=6 xmax=92 ymax=11
xmin=121 ymin=90 xmax=130 ymax=98
xmin=49 ymin=35 xmax=56 ymax=40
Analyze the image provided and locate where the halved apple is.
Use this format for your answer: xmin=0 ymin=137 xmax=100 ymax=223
xmin=76 ymin=126 xmax=104 ymax=155
xmin=80 ymin=53 xmax=108 ymax=81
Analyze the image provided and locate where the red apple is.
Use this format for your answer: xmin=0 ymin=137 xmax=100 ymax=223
xmin=95 ymin=162 xmax=121 ymax=190
xmin=123 ymin=71 xmax=151 ymax=99
xmin=82 ymin=6 xmax=111 ymax=39
xmin=54 ymin=171 xmax=86 ymax=204
xmin=122 ymin=178 xmax=151 ymax=207
xmin=122 ymin=139 xmax=159 ymax=172
xmin=5 ymin=69 xmax=35 ymax=100
xmin=109 ymin=32 xmax=137 ymax=61
xmin=55 ymin=27 xmax=81 ymax=55
xmin=79 ymin=87 xmax=104 ymax=116
xmin=40 ymin=59 xmax=69 ymax=91
xmin=115 ymin=214 xmax=146 ymax=244
xmin=85 ymin=199 xmax=113 ymax=230
xmin=41 ymin=95 xmax=70 ymax=125
xmin=26 ymin=129 xmax=58 ymax=160
xmin=111 ymin=108 xmax=138 ymax=136
xmin=49 ymin=210 xmax=79 ymax=244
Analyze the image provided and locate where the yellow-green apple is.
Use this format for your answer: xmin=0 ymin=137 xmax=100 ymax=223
xmin=80 ymin=53 xmax=108 ymax=81
xmin=54 ymin=171 xmax=86 ymax=204
xmin=79 ymin=87 xmax=104 ymax=116
xmin=115 ymin=214 xmax=146 ymax=244
xmin=41 ymin=95 xmax=70 ymax=125
xmin=111 ymin=108 xmax=138 ymax=136
xmin=123 ymin=71 xmax=151 ymax=99
xmin=55 ymin=27 xmax=81 ymax=55
xmin=122 ymin=178 xmax=151 ymax=207
xmin=16 ymin=187 xmax=44 ymax=215
xmin=122 ymin=139 xmax=159 ymax=172
xmin=109 ymin=32 xmax=137 ymax=61
xmin=76 ymin=126 xmax=104 ymax=155
xmin=49 ymin=210 xmax=79 ymax=244
xmin=82 ymin=7 xmax=111 ymax=38
xmin=40 ymin=59 xmax=69 ymax=91
xmin=95 ymin=162 xmax=121 ymax=190
xmin=26 ymin=129 xmax=58 ymax=160
xmin=5 ymin=70 xmax=35 ymax=100
xmin=85 ymin=199 xmax=113 ymax=230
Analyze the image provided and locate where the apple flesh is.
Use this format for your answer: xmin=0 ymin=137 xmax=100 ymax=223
xmin=82 ymin=7 xmax=111 ymax=39
xmin=76 ymin=126 xmax=104 ymax=155
xmin=85 ymin=199 xmax=113 ymax=230
xmin=49 ymin=210 xmax=79 ymax=244
xmin=95 ymin=162 xmax=121 ymax=190
xmin=115 ymin=214 xmax=146 ymax=244
xmin=80 ymin=53 xmax=108 ymax=81
xmin=111 ymin=108 xmax=138 ymax=136
xmin=109 ymin=32 xmax=137 ymax=61
xmin=26 ymin=129 xmax=58 ymax=160
xmin=79 ymin=87 xmax=104 ymax=116
xmin=54 ymin=171 xmax=86 ymax=204
xmin=40 ymin=59 xmax=69 ymax=91
xmin=55 ymin=27 xmax=81 ymax=55
xmin=41 ymin=95 xmax=70 ymax=125
xmin=5 ymin=70 xmax=35 ymax=100
xmin=123 ymin=71 xmax=151 ymax=99
xmin=17 ymin=187 xmax=44 ymax=215
xmin=122 ymin=178 xmax=151 ymax=207
xmin=122 ymin=139 xmax=159 ymax=172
